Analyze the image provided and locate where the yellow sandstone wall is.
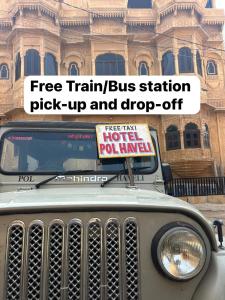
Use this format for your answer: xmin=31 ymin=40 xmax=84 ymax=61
xmin=0 ymin=0 xmax=225 ymax=179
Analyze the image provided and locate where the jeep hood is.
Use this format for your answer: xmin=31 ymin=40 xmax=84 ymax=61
xmin=0 ymin=187 xmax=217 ymax=250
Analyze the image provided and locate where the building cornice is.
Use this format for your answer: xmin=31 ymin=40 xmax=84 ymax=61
xmin=159 ymin=2 xmax=202 ymax=18
xmin=11 ymin=5 xmax=56 ymax=19
xmin=91 ymin=8 xmax=126 ymax=19
xmin=9 ymin=1 xmax=58 ymax=19
xmin=60 ymin=17 xmax=90 ymax=27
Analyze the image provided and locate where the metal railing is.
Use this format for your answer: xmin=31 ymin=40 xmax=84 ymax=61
xmin=165 ymin=177 xmax=225 ymax=197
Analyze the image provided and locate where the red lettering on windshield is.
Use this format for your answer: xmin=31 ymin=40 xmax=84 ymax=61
xmin=8 ymin=136 xmax=33 ymax=141
xmin=67 ymin=134 xmax=94 ymax=140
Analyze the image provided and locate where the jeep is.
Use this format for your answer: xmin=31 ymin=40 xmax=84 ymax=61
xmin=0 ymin=121 xmax=224 ymax=300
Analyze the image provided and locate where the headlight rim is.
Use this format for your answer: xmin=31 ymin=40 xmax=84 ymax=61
xmin=151 ymin=222 xmax=207 ymax=282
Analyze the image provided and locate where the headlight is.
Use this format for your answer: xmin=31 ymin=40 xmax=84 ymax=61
xmin=151 ymin=223 xmax=207 ymax=281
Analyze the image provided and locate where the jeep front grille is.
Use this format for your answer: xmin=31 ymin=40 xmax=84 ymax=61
xmin=5 ymin=217 xmax=140 ymax=300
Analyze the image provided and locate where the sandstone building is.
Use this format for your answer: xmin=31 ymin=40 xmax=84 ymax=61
xmin=0 ymin=0 xmax=225 ymax=178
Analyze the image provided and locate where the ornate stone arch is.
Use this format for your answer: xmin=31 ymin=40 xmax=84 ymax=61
xmin=205 ymin=52 xmax=222 ymax=74
xmin=205 ymin=51 xmax=224 ymax=88
xmin=134 ymin=51 xmax=154 ymax=74
xmin=93 ymin=50 xmax=125 ymax=61
xmin=95 ymin=52 xmax=126 ymax=75
xmin=62 ymin=51 xmax=85 ymax=69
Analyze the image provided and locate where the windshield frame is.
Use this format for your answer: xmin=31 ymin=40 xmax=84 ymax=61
xmin=0 ymin=128 xmax=159 ymax=175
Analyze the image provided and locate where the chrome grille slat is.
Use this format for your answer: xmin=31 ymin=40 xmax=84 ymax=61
xmin=125 ymin=219 xmax=140 ymax=300
xmin=106 ymin=220 xmax=120 ymax=300
xmin=67 ymin=220 xmax=82 ymax=300
xmin=87 ymin=219 xmax=102 ymax=300
xmin=47 ymin=222 xmax=64 ymax=300
xmin=6 ymin=223 xmax=24 ymax=300
xmin=5 ymin=217 xmax=140 ymax=300
xmin=26 ymin=222 xmax=44 ymax=300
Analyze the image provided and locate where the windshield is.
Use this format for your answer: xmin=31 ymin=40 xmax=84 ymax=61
xmin=0 ymin=130 xmax=158 ymax=174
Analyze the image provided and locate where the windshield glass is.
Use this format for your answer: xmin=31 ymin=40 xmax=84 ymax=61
xmin=0 ymin=130 xmax=158 ymax=174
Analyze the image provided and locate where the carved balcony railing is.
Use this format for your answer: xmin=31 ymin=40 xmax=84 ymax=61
xmin=163 ymin=148 xmax=212 ymax=162
xmin=208 ymin=100 xmax=225 ymax=109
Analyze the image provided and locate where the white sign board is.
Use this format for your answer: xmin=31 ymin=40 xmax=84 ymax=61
xmin=96 ymin=124 xmax=156 ymax=159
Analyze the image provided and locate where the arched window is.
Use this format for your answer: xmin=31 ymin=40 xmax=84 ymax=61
xmin=196 ymin=51 xmax=203 ymax=76
xmin=205 ymin=0 xmax=212 ymax=8
xmin=162 ymin=51 xmax=175 ymax=75
xmin=184 ymin=123 xmax=201 ymax=148
xmin=44 ymin=53 xmax=58 ymax=75
xmin=69 ymin=63 xmax=79 ymax=75
xmin=138 ymin=61 xmax=149 ymax=75
xmin=207 ymin=60 xmax=217 ymax=75
xmin=24 ymin=49 xmax=40 ymax=76
xmin=165 ymin=125 xmax=181 ymax=150
xmin=178 ymin=47 xmax=194 ymax=73
xmin=128 ymin=0 xmax=152 ymax=8
xmin=15 ymin=52 xmax=21 ymax=81
xmin=203 ymin=124 xmax=210 ymax=148
xmin=95 ymin=53 xmax=125 ymax=75
xmin=0 ymin=64 xmax=9 ymax=79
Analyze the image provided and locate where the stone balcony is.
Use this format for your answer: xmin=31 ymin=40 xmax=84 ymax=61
xmin=163 ymin=148 xmax=212 ymax=162
xmin=162 ymin=148 xmax=214 ymax=177
xmin=208 ymin=100 xmax=225 ymax=110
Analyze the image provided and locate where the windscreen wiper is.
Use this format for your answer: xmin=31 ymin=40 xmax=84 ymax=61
xmin=100 ymin=166 xmax=151 ymax=188
xmin=35 ymin=170 xmax=95 ymax=189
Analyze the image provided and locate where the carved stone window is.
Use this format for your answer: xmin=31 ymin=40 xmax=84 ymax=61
xmin=128 ymin=0 xmax=152 ymax=8
xmin=44 ymin=53 xmax=58 ymax=75
xmin=0 ymin=64 xmax=9 ymax=79
xmin=184 ymin=123 xmax=201 ymax=148
xmin=207 ymin=60 xmax=217 ymax=75
xmin=165 ymin=125 xmax=181 ymax=151
xmin=24 ymin=49 xmax=40 ymax=76
xmin=69 ymin=63 xmax=79 ymax=75
xmin=95 ymin=53 xmax=125 ymax=75
xmin=205 ymin=0 xmax=213 ymax=8
xmin=196 ymin=51 xmax=203 ymax=76
xmin=178 ymin=47 xmax=194 ymax=73
xmin=162 ymin=51 xmax=175 ymax=75
xmin=15 ymin=53 xmax=21 ymax=81
xmin=138 ymin=61 xmax=149 ymax=75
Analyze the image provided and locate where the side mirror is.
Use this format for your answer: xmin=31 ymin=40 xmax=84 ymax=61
xmin=213 ymin=220 xmax=224 ymax=249
xmin=162 ymin=163 xmax=173 ymax=183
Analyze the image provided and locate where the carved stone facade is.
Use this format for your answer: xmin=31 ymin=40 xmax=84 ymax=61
xmin=0 ymin=0 xmax=225 ymax=177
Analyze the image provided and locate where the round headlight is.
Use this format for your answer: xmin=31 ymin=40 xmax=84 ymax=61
xmin=152 ymin=224 xmax=207 ymax=281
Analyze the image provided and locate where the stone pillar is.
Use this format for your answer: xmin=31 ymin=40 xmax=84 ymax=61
xmin=21 ymin=54 xmax=24 ymax=78
xmin=202 ymin=56 xmax=207 ymax=79
xmin=92 ymin=58 xmax=96 ymax=75
xmin=174 ymin=51 xmax=179 ymax=75
xmin=40 ymin=55 xmax=45 ymax=75
xmin=180 ymin=130 xmax=184 ymax=149
xmin=159 ymin=59 xmax=162 ymax=75
xmin=125 ymin=58 xmax=129 ymax=75
xmin=57 ymin=60 xmax=60 ymax=75
xmin=192 ymin=48 xmax=197 ymax=74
